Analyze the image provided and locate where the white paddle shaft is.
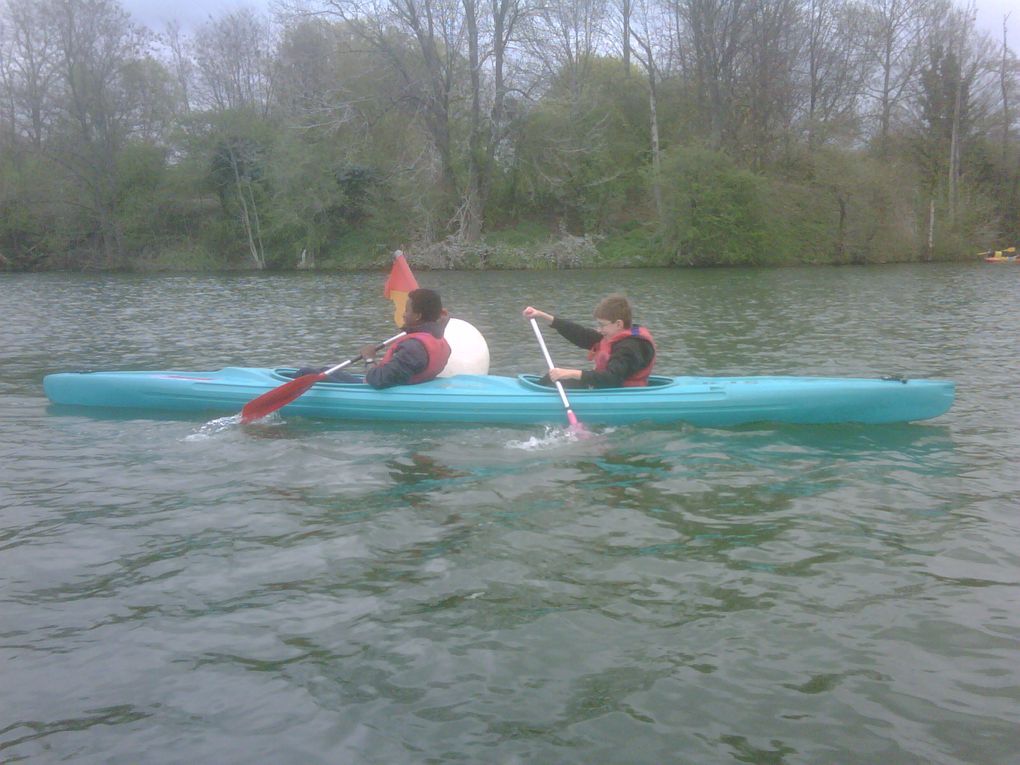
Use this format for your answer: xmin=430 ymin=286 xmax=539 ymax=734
xmin=324 ymin=331 xmax=406 ymax=375
xmin=530 ymin=318 xmax=574 ymax=412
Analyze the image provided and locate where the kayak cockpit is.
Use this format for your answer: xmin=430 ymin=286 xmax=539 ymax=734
xmin=514 ymin=374 xmax=678 ymax=391
xmin=271 ymin=368 xmax=679 ymax=392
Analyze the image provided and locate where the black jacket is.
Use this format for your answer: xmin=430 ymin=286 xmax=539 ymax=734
xmin=550 ymin=316 xmax=655 ymax=388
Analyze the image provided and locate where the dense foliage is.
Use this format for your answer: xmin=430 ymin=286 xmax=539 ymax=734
xmin=1 ymin=0 xmax=1018 ymax=270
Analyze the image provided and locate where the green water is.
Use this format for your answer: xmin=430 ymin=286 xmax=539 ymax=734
xmin=2 ymin=265 xmax=1018 ymax=763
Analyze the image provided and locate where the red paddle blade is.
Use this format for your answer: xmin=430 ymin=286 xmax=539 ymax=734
xmin=239 ymin=372 xmax=326 ymax=424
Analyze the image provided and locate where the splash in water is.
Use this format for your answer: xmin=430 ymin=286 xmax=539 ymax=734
xmin=506 ymin=425 xmax=597 ymax=450
xmin=184 ymin=415 xmax=241 ymax=440
xmin=185 ymin=411 xmax=284 ymax=440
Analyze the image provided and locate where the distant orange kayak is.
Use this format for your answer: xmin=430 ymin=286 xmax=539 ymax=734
xmin=981 ymin=246 xmax=1017 ymax=263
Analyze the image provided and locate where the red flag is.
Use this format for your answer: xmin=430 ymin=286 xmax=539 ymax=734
xmin=383 ymin=250 xmax=419 ymax=327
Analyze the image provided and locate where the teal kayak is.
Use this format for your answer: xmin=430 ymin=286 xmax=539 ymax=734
xmin=43 ymin=368 xmax=955 ymax=426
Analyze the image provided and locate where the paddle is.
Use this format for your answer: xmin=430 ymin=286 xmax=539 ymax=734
xmin=239 ymin=332 xmax=406 ymax=424
xmin=529 ymin=318 xmax=587 ymax=435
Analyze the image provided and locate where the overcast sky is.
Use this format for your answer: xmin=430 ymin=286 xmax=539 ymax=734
xmin=123 ymin=0 xmax=269 ymax=31
xmin=121 ymin=0 xmax=1017 ymax=52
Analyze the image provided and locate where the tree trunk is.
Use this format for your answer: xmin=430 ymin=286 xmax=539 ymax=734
xmin=460 ymin=0 xmax=484 ymax=242
xmin=622 ymin=0 xmax=631 ymax=71
xmin=835 ymin=193 xmax=847 ymax=262
xmin=228 ymin=144 xmax=265 ymax=269
xmin=1000 ymin=18 xmax=1011 ymax=170
xmin=926 ymin=196 xmax=935 ymax=261
xmin=648 ymin=69 xmax=663 ymax=220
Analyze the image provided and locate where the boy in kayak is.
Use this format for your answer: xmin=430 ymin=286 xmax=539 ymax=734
xmin=359 ymin=288 xmax=451 ymax=388
xmin=522 ymin=294 xmax=656 ymax=388
xmin=297 ymin=288 xmax=451 ymax=388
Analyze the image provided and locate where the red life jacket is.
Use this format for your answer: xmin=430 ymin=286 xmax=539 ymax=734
xmin=588 ymin=325 xmax=656 ymax=387
xmin=379 ymin=331 xmax=452 ymax=383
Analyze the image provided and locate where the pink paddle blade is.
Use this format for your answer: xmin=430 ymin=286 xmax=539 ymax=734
xmin=239 ymin=372 xmax=326 ymax=424
xmin=566 ymin=410 xmax=590 ymax=437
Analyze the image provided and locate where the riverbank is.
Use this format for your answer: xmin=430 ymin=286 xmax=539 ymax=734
xmin=3 ymin=226 xmax=988 ymax=274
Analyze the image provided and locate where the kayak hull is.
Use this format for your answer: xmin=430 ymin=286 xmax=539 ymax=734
xmin=43 ymin=369 xmax=956 ymax=426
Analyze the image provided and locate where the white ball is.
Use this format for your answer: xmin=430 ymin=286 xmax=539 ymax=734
xmin=440 ymin=317 xmax=490 ymax=376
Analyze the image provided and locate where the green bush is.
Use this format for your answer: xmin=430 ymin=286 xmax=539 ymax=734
xmin=596 ymin=226 xmax=662 ymax=266
xmin=658 ymin=147 xmax=769 ymax=265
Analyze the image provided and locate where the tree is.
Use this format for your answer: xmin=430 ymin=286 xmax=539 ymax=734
xmin=46 ymin=0 xmax=158 ymax=266
xmin=202 ymin=112 xmax=276 ymax=269
xmin=191 ymin=9 xmax=276 ymax=116
xmin=0 ymin=0 xmax=61 ymax=148
xmin=515 ymin=57 xmax=649 ymax=234
xmin=627 ymin=0 xmax=670 ymax=217
xmin=910 ymin=7 xmax=999 ymax=255
xmin=799 ymin=0 xmax=869 ymax=148
xmin=861 ymin=0 xmax=931 ymax=156
xmin=457 ymin=0 xmax=525 ymax=241
xmin=739 ymin=0 xmax=800 ymax=169
xmin=321 ymin=0 xmax=464 ymax=237
xmin=674 ymin=0 xmax=748 ymax=150
xmin=524 ymin=0 xmax=608 ymax=102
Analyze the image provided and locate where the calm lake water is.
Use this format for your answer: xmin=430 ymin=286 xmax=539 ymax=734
xmin=2 ymin=265 xmax=1018 ymax=764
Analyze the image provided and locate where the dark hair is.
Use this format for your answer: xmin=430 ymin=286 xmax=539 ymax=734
xmin=593 ymin=293 xmax=632 ymax=327
xmin=409 ymin=288 xmax=443 ymax=322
